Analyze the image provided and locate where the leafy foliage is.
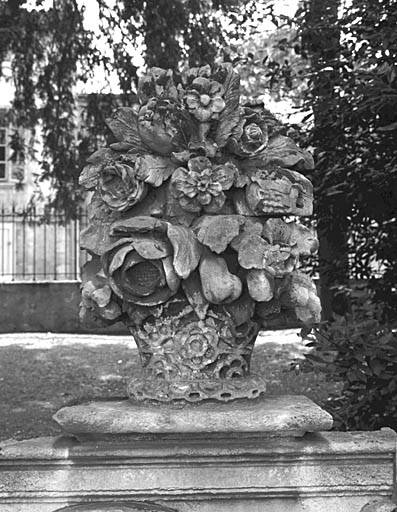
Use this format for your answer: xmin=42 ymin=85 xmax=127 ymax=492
xmin=300 ymin=285 xmax=397 ymax=430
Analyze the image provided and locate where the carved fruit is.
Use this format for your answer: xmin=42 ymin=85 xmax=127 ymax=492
xmin=199 ymin=253 xmax=242 ymax=304
xmin=246 ymin=269 xmax=274 ymax=302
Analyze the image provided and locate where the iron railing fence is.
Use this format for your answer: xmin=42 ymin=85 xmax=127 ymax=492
xmin=0 ymin=205 xmax=88 ymax=282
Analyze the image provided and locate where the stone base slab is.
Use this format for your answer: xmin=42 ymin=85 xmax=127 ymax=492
xmin=53 ymin=395 xmax=333 ymax=440
xmin=0 ymin=429 xmax=396 ymax=512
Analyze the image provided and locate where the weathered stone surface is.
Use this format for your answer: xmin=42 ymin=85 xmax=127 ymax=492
xmin=53 ymin=395 xmax=333 ymax=439
xmin=0 ymin=429 xmax=395 ymax=512
xmin=360 ymin=499 xmax=397 ymax=511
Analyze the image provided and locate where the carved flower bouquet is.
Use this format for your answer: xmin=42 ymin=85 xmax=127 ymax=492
xmin=79 ymin=64 xmax=321 ymax=403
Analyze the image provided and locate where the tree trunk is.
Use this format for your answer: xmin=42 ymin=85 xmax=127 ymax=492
xmin=303 ymin=0 xmax=350 ymax=320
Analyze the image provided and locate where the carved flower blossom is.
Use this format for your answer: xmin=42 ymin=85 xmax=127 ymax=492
xmin=172 ymin=156 xmax=237 ymax=213
xmin=184 ymin=76 xmax=225 ymax=122
xmin=102 ymin=216 xmax=201 ymax=306
xmin=98 ymin=161 xmax=147 ymax=212
xmin=176 ymin=319 xmax=219 ymax=370
xmin=228 ymin=107 xmax=269 ymax=157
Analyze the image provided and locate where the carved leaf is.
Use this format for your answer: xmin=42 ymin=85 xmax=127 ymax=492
xmin=106 ymin=107 xmax=145 ymax=150
xmin=167 ymin=224 xmax=202 ymax=279
xmin=182 ymin=272 xmax=209 ymax=319
xmin=91 ymin=285 xmax=112 ymax=308
xmin=262 ymin=218 xmax=290 ymax=244
xmin=259 ymin=135 xmax=314 ymax=170
xmin=111 ymin=216 xmax=166 ymax=235
xmin=162 ymin=255 xmax=181 ymax=292
xmin=110 ymin=142 xmax=136 ymax=151
xmin=99 ymin=301 xmax=122 ymax=320
xmin=80 ymin=222 xmax=114 ymax=256
xmin=230 ymin=218 xmax=263 ymax=251
xmin=193 ymin=215 xmax=245 ymax=254
xmin=236 ymin=234 xmax=271 ymax=269
xmin=199 ymin=252 xmax=242 ymax=304
xmin=215 ymin=65 xmax=241 ymax=147
xmin=81 ymin=258 xmax=99 ymax=280
xmin=135 ymin=155 xmax=176 ymax=187
xmin=220 ymin=292 xmax=255 ymax=326
xmin=164 ymin=184 xmax=197 ymax=227
xmin=130 ymin=233 xmax=172 ymax=259
xmin=108 ymin=244 xmax=133 ymax=274
xmin=79 ymin=164 xmax=100 ymax=190
xmin=79 ymin=149 xmax=117 ymax=190
xmin=86 ymin=148 xmax=117 ymax=165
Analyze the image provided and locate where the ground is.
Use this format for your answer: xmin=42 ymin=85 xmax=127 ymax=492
xmin=0 ymin=329 xmax=337 ymax=441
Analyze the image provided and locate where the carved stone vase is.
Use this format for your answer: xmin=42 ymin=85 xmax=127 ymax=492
xmin=79 ymin=64 xmax=321 ymax=403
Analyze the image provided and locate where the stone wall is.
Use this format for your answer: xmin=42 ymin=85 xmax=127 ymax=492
xmin=0 ymin=282 xmax=299 ymax=333
xmin=0 ymin=282 xmax=126 ymax=333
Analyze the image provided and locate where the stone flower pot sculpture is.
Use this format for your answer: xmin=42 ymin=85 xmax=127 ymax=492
xmin=79 ymin=64 xmax=321 ymax=403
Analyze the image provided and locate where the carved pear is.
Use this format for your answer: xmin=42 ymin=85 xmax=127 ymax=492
xmin=199 ymin=253 xmax=242 ymax=304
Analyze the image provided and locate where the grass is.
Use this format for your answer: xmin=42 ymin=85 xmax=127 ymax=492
xmin=0 ymin=335 xmax=338 ymax=441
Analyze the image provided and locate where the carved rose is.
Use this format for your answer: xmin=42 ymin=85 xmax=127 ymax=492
xmin=98 ymin=161 xmax=148 ymax=212
xmin=171 ymin=156 xmax=237 ymax=213
xmin=103 ymin=239 xmax=180 ymax=306
xmin=137 ymin=98 xmax=181 ymax=155
xmin=102 ymin=216 xmax=202 ymax=306
xmin=177 ymin=319 xmax=219 ymax=370
xmin=228 ymin=107 xmax=269 ymax=157
xmin=184 ymin=75 xmax=225 ymax=122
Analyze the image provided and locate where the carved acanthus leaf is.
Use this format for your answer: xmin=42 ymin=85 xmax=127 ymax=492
xmin=135 ymin=154 xmax=177 ymax=187
xmin=214 ymin=64 xmax=241 ymax=147
xmin=106 ymin=107 xmax=145 ymax=151
xmin=255 ymin=135 xmax=315 ymax=170
xmin=79 ymin=148 xmax=117 ymax=190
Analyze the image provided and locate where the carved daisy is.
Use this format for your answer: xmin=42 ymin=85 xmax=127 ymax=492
xmin=171 ymin=156 xmax=237 ymax=213
xmin=184 ymin=77 xmax=226 ymax=122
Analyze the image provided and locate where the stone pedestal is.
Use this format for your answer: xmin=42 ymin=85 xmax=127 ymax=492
xmin=0 ymin=396 xmax=396 ymax=512
xmin=53 ymin=395 xmax=333 ymax=440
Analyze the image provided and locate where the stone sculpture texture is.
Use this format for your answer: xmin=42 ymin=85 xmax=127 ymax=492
xmin=79 ymin=64 xmax=321 ymax=403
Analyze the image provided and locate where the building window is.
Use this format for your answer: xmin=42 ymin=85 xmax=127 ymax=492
xmin=0 ymin=127 xmax=6 ymax=180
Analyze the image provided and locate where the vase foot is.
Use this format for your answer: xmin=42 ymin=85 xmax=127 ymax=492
xmin=127 ymin=373 xmax=267 ymax=403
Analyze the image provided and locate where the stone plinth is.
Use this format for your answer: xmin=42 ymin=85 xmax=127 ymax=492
xmin=0 ymin=428 xmax=396 ymax=512
xmin=53 ymin=395 xmax=333 ymax=441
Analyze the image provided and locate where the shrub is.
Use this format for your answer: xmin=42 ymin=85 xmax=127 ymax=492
xmin=300 ymin=286 xmax=397 ymax=431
